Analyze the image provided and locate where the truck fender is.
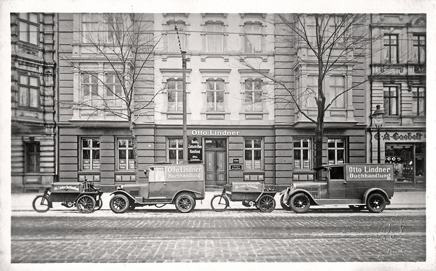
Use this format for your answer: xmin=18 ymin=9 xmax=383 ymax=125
xmin=171 ymin=189 xmax=204 ymax=202
xmin=363 ymin=188 xmax=391 ymax=205
xmin=285 ymin=189 xmax=320 ymax=206
xmin=110 ymin=190 xmax=139 ymax=204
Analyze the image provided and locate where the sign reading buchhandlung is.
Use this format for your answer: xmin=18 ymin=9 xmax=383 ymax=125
xmin=345 ymin=164 xmax=394 ymax=181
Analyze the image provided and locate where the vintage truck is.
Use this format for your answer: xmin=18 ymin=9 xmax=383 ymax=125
xmin=280 ymin=164 xmax=395 ymax=213
xmin=109 ymin=164 xmax=205 ymax=213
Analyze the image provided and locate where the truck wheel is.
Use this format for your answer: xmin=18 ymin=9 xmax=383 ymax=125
xmin=257 ymin=194 xmax=276 ymax=212
xmin=290 ymin=193 xmax=310 ymax=213
xmin=280 ymin=195 xmax=292 ymax=211
xmin=76 ymin=195 xmax=96 ymax=213
xmin=109 ymin=194 xmax=129 ymax=213
xmin=175 ymin=192 xmax=195 ymax=213
xmin=366 ymin=193 xmax=387 ymax=213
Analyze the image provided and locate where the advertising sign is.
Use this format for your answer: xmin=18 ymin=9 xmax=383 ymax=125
xmin=149 ymin=164 xmax=204 ymax=182
xmin=345 ymin=164 xmax=394 ymax=181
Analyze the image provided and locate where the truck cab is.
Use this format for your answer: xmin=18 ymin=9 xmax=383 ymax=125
xmin=109 ymin=164 xmax=205 ymax=213
xmin=281 ymin=164 xmax=395 ymax=213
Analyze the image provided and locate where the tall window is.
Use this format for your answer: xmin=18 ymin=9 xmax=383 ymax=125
xmin=105 ymin=73 xmax=122 ymax=105
xmin=18 ymin=13 xmax=38 ymax=45
xmin=328 ymin=139 xmax=345 ymax=165
xmin=118 ymin=139 xmax=134 ymax=170
xmin=413 ymin=35 xmax=426 ymax=64
xmin=81 ymin=138 xmax=100 ymax=171
xmin=105 ymin=14 xmax=124 ymax=43
xmin=25 ymin=142 xmax=40 ymax=173
xmin=294 ymin=139 xmax=312 ymax=169
xmin=412 ymin=87 xmax=425 ymax=116
xmin=384 ymin=86 xmax=399 ymax=115
xmin=167 ymin=21 xmax=186 ymax=52
xmin=244 ymin=79 xmax=263 ymax=112
xmin=18 ymin=74 xmax=39 ymax=108
xmin=245 ymin=139 xmax=263 ymax=170
xmin=82 ymin=14 xmax=99 ymax=43
xmin=330 ymin=76 xmax=345 ymax=108
xmin=206 ymin=21 xmax=223 ymax=53
xmin=168 ymin=138 xmax=183 ymax=164
xmin=244 ymin=22 xmax=262 ymax=53
xmin=206 ymin=79 xmax=225 ymax=112
xmin=305 ymin=75 xmax=318 ymax=108
xmin=383 ymin=34 xmax=398 ymax=63
xmin=81 ymin=73 xmax=99 ymax=104
xmin=167 ymin=79 xmax=183 ymax=112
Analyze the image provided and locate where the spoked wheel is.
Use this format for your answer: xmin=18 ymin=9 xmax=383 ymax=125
xmin=32 ymin=195 xmax=51 ymax=213
xmin=210 ymin=195 xmax=229 ymax=212
xmin=94 ymin=198 xmax=103 ymax=211
xmin=366 ymin=193 xmax=387 ymax=213
xmin=76 ymin=195 xmax=96 ymax=213
xmin=349 ymin=205 xmax=365 ymax=212
xmin=257 ymin=194 xmax=276 ymax=212
xmin=175 ymin=192 xmax=195 ymax=213
xmin=290 ymin=193 xmax=311 ymax=213
xmin=109 ymin=194 xmax=130 ymax=213
xmin=280 ymin=195 xmax=292 ymax=211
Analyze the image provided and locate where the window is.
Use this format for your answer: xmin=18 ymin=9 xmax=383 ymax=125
xmin=206 ymin=79 xmax=225 ymax=112
xmin=206 ymin=21 xmax=223 ymax=53
xmin=81 ymin=73 xmax=99 ymax=104
xmin=330 ymin=76 xmax=345 ymax=108
xmin=168 ymin=138 xmax=183 ymax=164
xmin=81 ymin=138 xmax=100 ymax=171
xmin=244 ymin=79 xmax=263 ymax=112
xmin=167 ymin=21 xmax=186 ymax=52
xmin=384 ymin=86 xmax=399 ymax=115
xmin=383 ymin=34 xmax=398 ymax=63
xmin=117 ymin=139 xmax=134 ymax=170
xmin=413 ymin=35 xmax=425 ymax=64
xmin=294 ymin=139 xmax=312 ymax=169
xmin=25 ymin=142 xmax=40 ymax=173
xmin=105 ymin=73 xmax=122 ymax=105
xmin=18 ymin=74 xmax=39 ymax=108
xmin=305 ymin=76 xmax=318 ymax=108
xmin=328 ymin=139 xmax=346 ymax=165
xmin=82 ymin=14 xmax=99 ymax=43
xmin=167 ymin=79 xmax=183 ymax=112
xmin=105 ymin=14 xmax=124 ymax=43
xmin=244 ymin=22 xmax=262 ymax=53
xmin=330 ymin=167 xmax=345 ymax=179
xmin=412 ymin=87 xmax=425 ymax=116
xmin=245 ymin=139 xmax=263 ymax=170
xmin=18 ymin=13 xmax=38 ymax=45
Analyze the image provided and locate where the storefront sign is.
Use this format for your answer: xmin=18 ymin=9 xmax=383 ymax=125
xmin=346 ymin=164 xmax=394 ymax=180
xmin=380 ymin=132 xmax=425 ymax=142
xmin=191 ymin=130 xmax=241 ymax=136
xmin=188 ymin=146 xmax=202 ymax=163
xmin=230 ymin=164 xmax=242 ymax=171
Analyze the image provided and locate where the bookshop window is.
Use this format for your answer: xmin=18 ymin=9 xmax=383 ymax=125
xmin=294 ymin=139 xmax=312 ymax=169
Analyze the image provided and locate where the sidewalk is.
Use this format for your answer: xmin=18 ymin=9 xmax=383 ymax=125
xmin=10 ymin=190 xmax=427 ymax=212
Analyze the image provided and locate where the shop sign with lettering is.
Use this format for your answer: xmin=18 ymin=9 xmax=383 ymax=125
xmin=378 ymin=132 xmax=426 ymax=142
xmin=191 ymin=130 xmax=241 ymax=136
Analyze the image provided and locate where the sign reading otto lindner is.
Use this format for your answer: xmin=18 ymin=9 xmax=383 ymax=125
xmin=346 ymin=164 xmax=394 ymax=180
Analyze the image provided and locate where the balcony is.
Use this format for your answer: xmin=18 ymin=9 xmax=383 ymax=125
xmin=370 ymin=63 xmax=426 ymax=77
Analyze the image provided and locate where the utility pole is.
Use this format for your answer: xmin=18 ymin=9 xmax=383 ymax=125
xmin=182 ymin=51 xmax=188 ymax=164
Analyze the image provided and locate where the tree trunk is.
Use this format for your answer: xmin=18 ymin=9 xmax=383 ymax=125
xmin=128 ymin=119 xmax=139 ymax=183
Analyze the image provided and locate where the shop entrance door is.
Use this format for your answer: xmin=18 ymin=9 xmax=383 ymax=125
xmin=205 ymin=138 xmax=227 ymax=187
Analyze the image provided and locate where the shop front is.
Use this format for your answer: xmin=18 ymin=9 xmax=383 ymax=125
xmin=376 ymin=130 xmax=426 ymax=188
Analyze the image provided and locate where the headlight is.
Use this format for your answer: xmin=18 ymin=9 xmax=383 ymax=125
xmin=117 ymin=185 xmax=124 ymax=190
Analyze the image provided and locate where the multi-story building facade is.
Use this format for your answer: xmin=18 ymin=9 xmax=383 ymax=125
xmin=10 ymin=13 xmax=57 ymax=192
xmin=369 ymin=14 xmax=426 ymax=188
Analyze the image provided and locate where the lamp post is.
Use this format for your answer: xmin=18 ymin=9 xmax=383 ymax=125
xmin=372 ymin=105 xmax=385 ymax=163
xmin=182 ymin=51 xmax=188 ymax=164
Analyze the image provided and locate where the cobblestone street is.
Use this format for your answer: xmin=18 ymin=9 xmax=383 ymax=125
xmin=11 ymin=209 xmax=426 ymax=263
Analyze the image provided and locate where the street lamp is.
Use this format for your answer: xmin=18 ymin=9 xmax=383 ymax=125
xmin=372 ymin=105 xmax=385 ymax=163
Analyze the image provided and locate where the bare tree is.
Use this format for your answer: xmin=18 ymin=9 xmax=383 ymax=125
xmin=61 ymin=13 xmax=162 ymax=181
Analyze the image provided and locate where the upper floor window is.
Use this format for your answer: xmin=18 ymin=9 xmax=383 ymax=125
xmin=244 ymin=79 xmax=263 ymax=112
xmin=81 ymin=73 xmax=99 ymax=105
xmin=168 ymin=138 xmax=183 ymax=164
xmin=167 ymin=21 xmax=186 ymax=52
xmin=117 ymin=139 xmax=134 ymax=170
xmin=413 ymin=35 xmax=426 ymax=64
xmin=82 ymin=14 xmax=99 ymax=43
xmin=330 ymin=76 xmax=345 ymax=108
xmin=105 ymin=73 xmax=123 ymax=106
xmin=294 ymin=139 xmax=312 ymax=170
xmin=305 ymin=75 xmax=318 ymax=108
xmin=167 ymin=78 xmax=183 ymax=112
xmin=412 ymin=87 xmax=425 ymax=116
xmin=383 ymin=34 xmax=398 ymax=63
xmin=18 ymin=74 xmax=39 ymax=108
xmin=81 ymin=138 xmax=100 ymax=171
xmin=384 ymin=86 xmax=399 ymax=116
xmin=206 ymin=79 xmax=225 ymax=112
xmin=244 ymin=139 xmax=263 ymax=170
xmin=105 ymin=14 xmax=125 ymax=44
xmin=244 ymin=22 xmax=262 ymax=53
xmin=18 ymin=13 xmax=38 ymax=45
xmin=206 ymin=21 xmax=224 ymax=53
xmin=328 ymin=139 xmax=346 ymax=165
xmin=25 ymin=142 xmax=40 ymax=173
